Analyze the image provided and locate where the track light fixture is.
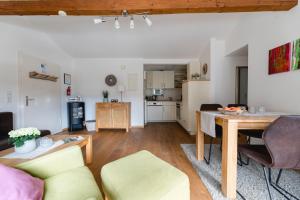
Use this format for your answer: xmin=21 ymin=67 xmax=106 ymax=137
xmin=94 ymin=10 xmax=152 ymax=29
xmin=143 ymin=15 xmax=152 ymax=27
xmin=130 ymin=16 xmax=134 ymax=29
xmin=94 ymin=17 xmax=106 ymax=24
xmin=114 ymin=17 xmax=120 ymax=29
xmin=58 ymin=10 xmax=67 ymax=17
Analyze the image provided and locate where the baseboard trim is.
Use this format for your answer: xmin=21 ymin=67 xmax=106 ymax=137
xmin=62 ymin=128 xmax=68 ymax=132
xmin=131 ymin=125 xmax=144 ymax=128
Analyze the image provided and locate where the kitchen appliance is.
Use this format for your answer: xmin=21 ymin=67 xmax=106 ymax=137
xmin=67 ymin=102 xmax=85 ymax=132
xmin=147 ymin=101 xmax=163 ymax=121
xmin=176 ymin=102 xmax=181 ymax=120
xmin=152 ymin=89 xmax=163 ymax=96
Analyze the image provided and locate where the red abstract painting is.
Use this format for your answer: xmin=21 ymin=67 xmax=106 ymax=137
xmin=268 ymin=43 xmax=291 ymax=75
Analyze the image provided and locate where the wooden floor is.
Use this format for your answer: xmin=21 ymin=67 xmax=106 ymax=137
xmin=66 ymin=122 xmax=212 ymax=200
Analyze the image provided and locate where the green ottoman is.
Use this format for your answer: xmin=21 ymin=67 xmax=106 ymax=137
xmin=101 ymin=150 xmax=190 ymax=200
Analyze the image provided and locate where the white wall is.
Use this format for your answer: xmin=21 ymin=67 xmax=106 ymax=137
xmin=0 ymin=22 xmax=72 ymax=131
xmin=226 ymin=5 xmax=300 ymax=113
xmin=72 ymin=58 xmax=144 ymax=126
xmin=199 ymin=38 xmax=248 ymax=106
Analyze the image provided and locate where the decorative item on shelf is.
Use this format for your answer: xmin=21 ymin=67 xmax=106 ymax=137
xmin=292 ymin=38 xmax=300 ymax=71
xmin=118 ymin=84 xmax=125 ymax=102
xmin=29 ymin=71 xmax=58 ymax=82
xmin=202 ymin=63 xmax=208 ymax=75
xmin=111 ymin=99 xmax=119 ymax=103
xmin=269 ymin=42 xmax=291 ymax=75
xmin=8 ymin=127 xmax=41 ymax=154
xmin=191 ymin=73 xmax=200 ymax=80
xmin=105 ymin=74 xmax=117 ymax=86
xmin=102 ymin=90 xmax=109 ymax=102
xmin=40 ymin=64 xmax=47 ymax=74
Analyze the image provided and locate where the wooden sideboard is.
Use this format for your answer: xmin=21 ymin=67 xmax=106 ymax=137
xmin=96 ymin=102 xmax=131 ymax=132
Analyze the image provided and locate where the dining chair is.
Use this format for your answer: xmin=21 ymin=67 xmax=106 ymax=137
xmin=200 ymin=104 xmax=223 ymax=165
xmin=238 ymin=116 xmax=300 ymax=200
xmin=228 ymin=104 xmax=264 ymax=166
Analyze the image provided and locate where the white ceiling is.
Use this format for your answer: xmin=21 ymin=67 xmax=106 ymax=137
xmin=0 ymin=13 xmax=246 ymax=59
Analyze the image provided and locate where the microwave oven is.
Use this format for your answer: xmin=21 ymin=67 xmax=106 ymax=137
xmin=152 ymin=89 xmax=163 ymax=96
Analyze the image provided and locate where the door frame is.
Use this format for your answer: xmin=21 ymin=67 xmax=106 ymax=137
xmin=235 ymin=66 xmax=248 ymax=104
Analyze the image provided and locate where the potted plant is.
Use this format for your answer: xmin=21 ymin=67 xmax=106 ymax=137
xmin=102 ymin=90 xmax=109 ymax=102
xmin=9 ymin=127 xmax=41 ymax=154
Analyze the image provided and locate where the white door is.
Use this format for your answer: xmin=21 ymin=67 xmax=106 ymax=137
xmin=18 ymin=52 xmax=61 ymax=133
xmin=147 ymin=105 xmax=163 ymax=121
xmin=163 ymin=71 xmax=174 ymax=88
xmin=163 ymin=105 xmax=176 ymax=121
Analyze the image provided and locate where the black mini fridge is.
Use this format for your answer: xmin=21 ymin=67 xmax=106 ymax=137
xmin=67 ymin=102 xmax=85 ymax=132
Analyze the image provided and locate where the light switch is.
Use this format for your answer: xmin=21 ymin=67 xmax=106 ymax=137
xmin=7 ymin=90 xmax=12 ymax=104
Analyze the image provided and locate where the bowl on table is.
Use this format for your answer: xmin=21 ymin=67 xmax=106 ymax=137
xmin=218 ymin=107 xmax=246 ymax=115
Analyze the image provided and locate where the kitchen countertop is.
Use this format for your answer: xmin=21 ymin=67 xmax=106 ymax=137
xmin=146 ymin=100 xmax=182 ymax=103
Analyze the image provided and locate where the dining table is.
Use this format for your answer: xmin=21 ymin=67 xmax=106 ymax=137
xmin=195 ymin=110 xmax=281 ymax=199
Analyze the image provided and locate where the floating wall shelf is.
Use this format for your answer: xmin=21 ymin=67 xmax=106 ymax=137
xmin=29 ymin=71 xmax=58 ymax=82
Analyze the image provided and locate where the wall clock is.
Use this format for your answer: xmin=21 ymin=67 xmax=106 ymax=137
xmin=105 ymin=74 xmax=117 ymax=86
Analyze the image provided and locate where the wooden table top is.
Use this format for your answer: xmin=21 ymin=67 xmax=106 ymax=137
xmin=0 ymin=134 xmax=90 ymax=167
xmin=215 ymin=114 xmax=280 ymax=123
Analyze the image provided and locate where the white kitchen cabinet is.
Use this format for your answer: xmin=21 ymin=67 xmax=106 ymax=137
xmin=152 ymin=71 xmax=164 ymax=89
xmin=146 ymin=71 xmax=153 ymax=88
xmin=147 ymin=101 xmax=176 ymax=122
xmin=146 ymin=71 xmax=174 ymax=89
xmin=163 ymin=71 xmax=175 ymax=88
xmin=162 ymin=105 xmax=176 ymax=121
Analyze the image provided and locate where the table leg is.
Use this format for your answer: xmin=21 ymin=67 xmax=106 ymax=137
xmin=86 ymin=135 xmax=93 ymax=164
xmin=196 ymin=111 xmax=204 ymax=160
xmin=221 ymin=120 xmax=238 ymax=199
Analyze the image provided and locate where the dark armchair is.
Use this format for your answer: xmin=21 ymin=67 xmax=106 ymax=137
xmin=200 ymin=104 xmax=223 ymax=165
xmin=239 ymin=116 xmax=300 ymax=200
xmin=0 ymin=112 xmax=51 ymax=151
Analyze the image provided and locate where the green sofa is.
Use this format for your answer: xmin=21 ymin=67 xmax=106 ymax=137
xmin=16 ymin=145 xmax=103 ymax=200
xmin=101 ymin=150 xmax=190 ymax=200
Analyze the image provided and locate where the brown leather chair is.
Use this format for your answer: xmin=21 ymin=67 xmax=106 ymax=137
xmin=239 ymin=116 xmax=300 ymax=200
xmin=200 ymin=104 xmax=223 ymax=165
xmin=228 ymin=104 xmax=265 ymax=166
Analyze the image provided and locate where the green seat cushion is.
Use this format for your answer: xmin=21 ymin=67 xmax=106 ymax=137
xmin=101 ymin=150 xmax=190 ymax=200
xmin=44 ymin=166 xmax=102 ymax=200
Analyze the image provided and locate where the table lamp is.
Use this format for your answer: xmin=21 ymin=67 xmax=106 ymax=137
xmin=118 ymin=84 xmax=125 ymax=102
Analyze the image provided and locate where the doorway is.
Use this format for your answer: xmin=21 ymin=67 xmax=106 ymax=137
xmin=236 ymin=66 xmax=248 ymax=105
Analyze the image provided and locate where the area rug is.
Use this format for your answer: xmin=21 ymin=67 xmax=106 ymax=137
xmin=181 ymin=144 xmax=300 ymax=200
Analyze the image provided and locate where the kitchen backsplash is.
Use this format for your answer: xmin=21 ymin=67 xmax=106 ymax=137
xmin=144 ymin=88 xmax=182 ymax=101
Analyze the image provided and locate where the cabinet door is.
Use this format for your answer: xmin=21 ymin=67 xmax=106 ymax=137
xmin=163 ymin=71 xmax=175 ymax=88
xmin=146 ymin=71 xmax=153 ymax=89
xmin=152 ymin=71 xmax=164 ymax=89
xmin=111 ymin=103 xmax=127 ymax=128
xmin=96 ymin=103 xmax=111 ymax=128
xmin=163 ymin=105 xmax=176 ymax=121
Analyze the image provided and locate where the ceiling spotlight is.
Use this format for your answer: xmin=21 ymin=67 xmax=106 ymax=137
xmin=130 ymin=16 xmax=134 ymax=29
xmin=143 ymin=15 xmax=152 ymax=27
xmin=58 ymin=10 xmax=67 ymax=17
xmin=114 ymin=17 xmax=120 ymax=29
xmin=94 ymin=17 xmax=105 ymax=24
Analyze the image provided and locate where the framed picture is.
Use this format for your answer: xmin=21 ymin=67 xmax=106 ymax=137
xmin=64 ymin=73 xmax=71 ymax=85
xmin=268 ymin=42 xmax=291 ymax=75
xmin=292 ymin=38 xmax=300 ymax=71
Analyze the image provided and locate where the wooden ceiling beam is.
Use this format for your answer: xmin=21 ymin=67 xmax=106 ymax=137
xmin=0 ymin=0 xmax=297 ymax=15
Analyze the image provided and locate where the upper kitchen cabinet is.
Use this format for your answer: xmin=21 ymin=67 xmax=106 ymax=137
xmin=146 ymin=71 xmax=174 ymax=89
